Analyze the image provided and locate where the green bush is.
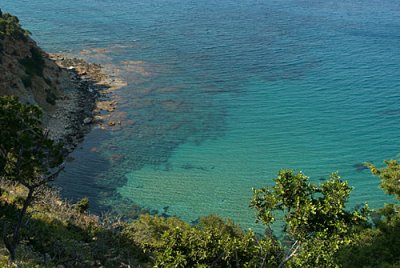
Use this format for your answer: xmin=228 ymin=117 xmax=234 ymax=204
xmin=0 ymin=13 xmax=29 ymax=40
xmin=123 ymin=214 xmax=282 ymax=267
xmin=75 ymin=197 xmax=90 ymax=213
xmin=336 ymin=161 xmax=400 ymax=267
xmin=19 ymin=47 xmax=45 ymax=78
xmin=45 ymin=89 xmax=57 ymax=105
xmin=251 ymin=170 xmax=369 ymax=267
xmin=21 ymin=75 xmax=32 ymax=88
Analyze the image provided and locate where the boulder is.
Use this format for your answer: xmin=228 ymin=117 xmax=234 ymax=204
xmin=83 ymin=117 xmax=92 ymax=124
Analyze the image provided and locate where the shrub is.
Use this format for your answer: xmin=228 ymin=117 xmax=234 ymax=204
xmin=21 ymin=75 xmax=32 ymax=88
xmin=123 ymin=214 xmax=282 ymax=267
xmin=251 ymin=170 xmax=369 ymax=267
xmin=0 ymin=13 xmax=29 ymax=41
xmin=336 ymin=161 xmax=400 ymax=267
xmin=75 ymin=197 xmax=89 ymax=213
xmin=45 ymin=89 xmax=57 ymax=105
xmin=19 ymin=47 xmax=45 ymax=78
xmin=0 ymin=96 xmax=63 ymax=261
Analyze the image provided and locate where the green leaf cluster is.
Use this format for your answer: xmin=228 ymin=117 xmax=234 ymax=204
xmin=0 ymin=96 xmax=64 ymax=261
xmin=336 ymin=161 xmax=400 ymax=267
xmin=251 ymin=170 xmax=369 ymax=267
xmin=3 ymin=96 xmax=400 ymax=267
xmin=124 ymin=214 xmax=281 ymax=267
xmin=0 ymin=12 xmax=29 ymax=40
xmin=367 ymin=160 xmax=400 ymax=200
xmin=75 ymin=197 xmax=90 ymax=213
xmin=0 ymin=96 xmax=63 ymax=189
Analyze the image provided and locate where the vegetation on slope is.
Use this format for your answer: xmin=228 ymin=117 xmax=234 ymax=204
xmin=336 ymin=161 xmax=400 ymax=267
xmin=0 ymin=10 xmax=29 ymax=66
xmin=0 ymin=10 xmax=63 ymax=110
xmin=0 ymin=11 xmax=400 ymax=267
xmin=251 ymin=171 xmax=369 ymax=267
xmin=0 ymin=95 xmax=64 ymax=261
xmin=2 ymin=96 xmax=400 ymax=267
xmin=0 ymin=9 xmax=30 ymax=41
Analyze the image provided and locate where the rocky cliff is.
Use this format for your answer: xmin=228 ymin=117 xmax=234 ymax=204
xmin=0 ymin=11 xmax=106 ymax=152
xmin=0 ymin=11 xmax=76 ymax=114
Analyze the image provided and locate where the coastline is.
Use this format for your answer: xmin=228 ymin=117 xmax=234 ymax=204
xmin=44 ymin=54 xmax=120 ymax=155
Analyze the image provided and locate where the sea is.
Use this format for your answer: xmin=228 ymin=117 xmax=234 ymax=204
xmin=2 ymin=0 xmax=400 ymax=231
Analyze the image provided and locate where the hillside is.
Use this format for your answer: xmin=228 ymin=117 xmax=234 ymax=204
xmin=1 ymin=9 xmax=400 ymax=268
xmin=0 ymin=11 xmax=70 ymax=113
xmin=0 ymin=10 xmax=106 ymax=152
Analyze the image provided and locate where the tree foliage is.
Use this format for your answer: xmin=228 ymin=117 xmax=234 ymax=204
xmin=124 ymin=214 xmax=282 ymax=267
xmin=367 ymin=160 xmax=400 ymax=200
xmin=336 ymin=160 xmax=400 ymax=267
xmin=0 ymin=96 xmax=63 ymax=261
xmin=2 ymin=94 xmax=400 ymax=267
xmin=124 ymin=171 xmax=370 ymax=267
xmin=251 ymin=170 xmax=369 ymax=267
xmin=0 ymin=96 xmax=63 ymax=187
xmin=0 ymin=12 xmax=29 ymax=40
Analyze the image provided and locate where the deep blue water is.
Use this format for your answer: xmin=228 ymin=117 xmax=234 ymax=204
xmin=2 ymin=0 xmax=400 ymax=230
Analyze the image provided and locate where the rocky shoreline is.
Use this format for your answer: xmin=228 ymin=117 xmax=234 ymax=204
xmin=44 ymin=54 xmax=118 ymax=154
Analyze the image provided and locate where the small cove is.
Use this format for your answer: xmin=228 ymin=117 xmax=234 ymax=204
xmin=2 ymin=0 xmax=400 ymax=231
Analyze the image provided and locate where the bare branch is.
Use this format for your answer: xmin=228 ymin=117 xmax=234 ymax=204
xmin=278 ymin=240 xmax=301 ymax=268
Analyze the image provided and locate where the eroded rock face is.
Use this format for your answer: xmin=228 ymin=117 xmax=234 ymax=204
xmin=0 ymin=31 xmax=101 ymax=152
xmin=0 ymin=35 xmax=69 ymax=112
xmin=0 ymin=14 xmax=124 ymax=154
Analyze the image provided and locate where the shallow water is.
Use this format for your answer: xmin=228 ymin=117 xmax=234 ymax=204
xmin=3 ymin=0 xmax=400 ymax=230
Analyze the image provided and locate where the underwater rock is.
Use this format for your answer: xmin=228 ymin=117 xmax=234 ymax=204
xmin=181 ymin=163 xmax=208 ymax=172
xmin=110 ymin=154 xmax=125 ymax=162
xmin=83 ymin=117 xmax=92 ymax=124
xmin=353 ymin=163 xmax=368 ymax=171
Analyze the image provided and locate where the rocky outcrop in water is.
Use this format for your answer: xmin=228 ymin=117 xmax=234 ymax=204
xmin=0 ymin=12 xmax=107 ymax=153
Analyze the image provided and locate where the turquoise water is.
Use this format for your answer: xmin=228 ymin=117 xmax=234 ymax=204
xmin=3 ymin=0 xmax=400 ymax=230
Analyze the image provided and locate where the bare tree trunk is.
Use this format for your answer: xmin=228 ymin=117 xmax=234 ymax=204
xmin=235 ymin=250 xmax=240 ymax=268
xmin=278 ymin=240 xmax=301 ymax=268
xmin=4 ymin=187 xmax=34 ymax=262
